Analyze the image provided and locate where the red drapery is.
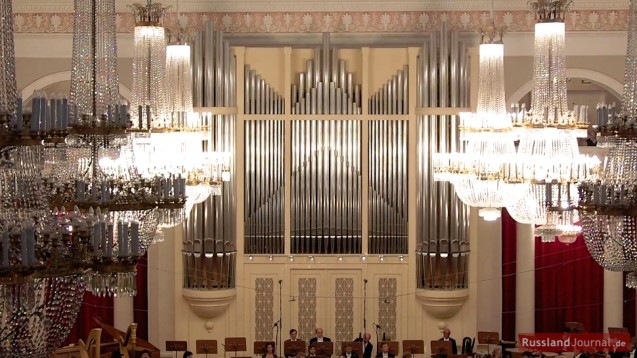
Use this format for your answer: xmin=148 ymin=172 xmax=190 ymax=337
xmin=502 ymin=209 xmax=517 ymax=340
xmin=134 ymin=253 xmax=149 ymax=341
xmin=624 ymin=273 xmax=636 ymax=336
xmin=534 ymin=235 xmax=604 ymax=333
xmin=64 ymin=292 xmax=114 ymax=345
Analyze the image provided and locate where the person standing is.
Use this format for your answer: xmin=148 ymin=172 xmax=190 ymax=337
xmin=309 ymin=328 xmax=332 ymax=344
xmin=362 ymin=333 xmax=374 ymax=358
xmin=286 ymin=329 xmax=305 ymax=358
xmin=439 ymin=328 xmax=458 ymax=355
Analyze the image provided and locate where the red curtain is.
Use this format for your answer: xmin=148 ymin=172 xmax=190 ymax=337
xmin=501 ymin=209 xmax=517 ymax=341
xmin=624 ymin=273 xmax=636 ymax=336
xmin=64 ymin=292 xmax=114 ymax=345
xmin=134 ymin=253 xmax=149 ymax=341
xmin=534 ymin=235 xmax=604 ymax=333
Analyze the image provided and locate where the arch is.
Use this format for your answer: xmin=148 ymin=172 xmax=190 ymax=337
xmin=507 ymin=68 xmax=623 ymax=107
xmin=21 ymin=70 xmax=132 ymax=101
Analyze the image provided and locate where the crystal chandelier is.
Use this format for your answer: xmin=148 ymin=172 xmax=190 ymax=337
xmin=579 ymin=0 xmax=637 ymax=288
xmin=129 ymin=3 xmax=231 ymax=218
xmin=504 ymin=0 xmax=599 ymax=240
xmin=433 ymin=20 xmax=521 ymax=221
xmin=0 ymin=0 xmax=85 ymax=355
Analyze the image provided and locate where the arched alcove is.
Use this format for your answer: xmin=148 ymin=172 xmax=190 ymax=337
xmin=508 ymin=68 xmax=623 ymax=107
xmin=21 ymin=70 xmax=132 ymax=103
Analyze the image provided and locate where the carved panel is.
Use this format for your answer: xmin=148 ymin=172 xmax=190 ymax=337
xmin=334 ymin=278 xmax=354 ymax=348
xmin=298 ymin=278 xmax=317 ymax=342
xmin=378 ymin=278 xmax=397 ymax=341
xmin=255 ymin=278 xmax=275 ymax=340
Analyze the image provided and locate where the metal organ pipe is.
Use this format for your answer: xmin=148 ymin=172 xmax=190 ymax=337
xmin=416 ymin=24 xmax=470 ymax=289
xmin=185 ymin=23 xmax=236 ymax=288
xmin=291 ymin=34 xmax=361 ymax=115
xmin=369 ymin=66 xmax=409 ymax=115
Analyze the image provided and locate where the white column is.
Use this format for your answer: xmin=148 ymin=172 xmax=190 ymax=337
xmin=476 ymin=214 xmax=502 ymax=332
xmin=603 ymin=270 xmax=623 ymax=330
xmin=516 ymin=223 xmax=534 ymax=334
xmin=114 ymin=296 xmax=134 ymax=332
xmin=148 ymin=227 xmax=177 ymax=346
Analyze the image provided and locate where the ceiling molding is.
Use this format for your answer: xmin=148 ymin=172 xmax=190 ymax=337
xmin=11 ymin=10 xmax=631 ymax=34
xmin=13 ymin=0 xmax=629 ymax=13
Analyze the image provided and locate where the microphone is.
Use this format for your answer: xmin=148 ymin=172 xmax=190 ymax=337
xmin=274 ymin=322 xmax=279 ymax=327
xmin=373 ymin=323 xmax=382 ymax=329
xmin=364 ymin=279 xmax=368 ymax=283
xmin=279 ymin=280 xmax=283 ymax=284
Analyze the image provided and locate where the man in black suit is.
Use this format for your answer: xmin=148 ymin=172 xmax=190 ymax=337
xmin=286 ymin=329 xmax=305 ymax=358
xmin=309 ymin=328 xmax=332 ymax=344
xmin=343 ymin=342 xmax=359 ymax=358
xmin=439 ymin=328 xmax=458 ymax=355
xmin=376 ymin=342 xmax=395 ymax=358
xmin=362 ymin=333 xmax=373 ymax=358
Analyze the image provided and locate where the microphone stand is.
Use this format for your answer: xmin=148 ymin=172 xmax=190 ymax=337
xmin=363 ymin=279 xmax=368 ymax=335
xmin=373 ymin=324 xmax=381 ymax=354
xmin=274 ymin=321 xmax=281 ymax=358
xmin=278 ymin=280 xmax=283 ymax=357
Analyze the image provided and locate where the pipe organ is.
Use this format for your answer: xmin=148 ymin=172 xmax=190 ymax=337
xmin=183 ymin=26 xmax=473 ymax=297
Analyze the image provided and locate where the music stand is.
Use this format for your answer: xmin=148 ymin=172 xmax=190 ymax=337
xmin=166 ymin=341 xmax=188 ymax=358
xmin=198 ymin=340 xmax=218 ymax=358
xmin=314 ymin=342 xmax=334 ymax=357
xmin=608 ymin=328 xmax=630 ymax=348
xmin=478 ymin=332 xmax=500 ymax=356
xmin=403 ymin=340 xmax=425 ymax=355
xmin=225 ymin=337 xmax=248 ymax=358
xmin=430 ymin=341 xmax=452 ymax=357
xmin=340 ymin=342 xmax=363 ymax=356
xmin=565 ymin=322 xmax=585 ymax=333
xmin=609 ymin=327 xmax=629 ymax=334
xmin=255 ymin=341 xmax=277 ymax=356
xmin=379 ymin=342 xmax=400 ymax=357
xmin=285 ymin=341 xmax=307 ymax=357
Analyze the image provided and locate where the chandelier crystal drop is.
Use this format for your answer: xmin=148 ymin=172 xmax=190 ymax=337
xmin=460 ymin=42 xmax=511 ymax=138
xmin=166 ymin=43 xmax=194 ymax=124
xmin=0 ymin=0 xmax=16 ymax=120
xmin=70 ymin=0 xmax=121 ymax=124
xmin=130 ymin=1 xmax=170 ymax=129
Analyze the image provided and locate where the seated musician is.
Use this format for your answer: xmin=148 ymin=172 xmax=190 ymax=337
xmin=309 ymin=344 xmax=318 ymax=357
xmin=264 ymin=342 xmax=278 ymax=358
xmin=344 ymin=342 xmax=359 ymax=358
xmin=376 ymin=342 xmax=395 ymax=358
